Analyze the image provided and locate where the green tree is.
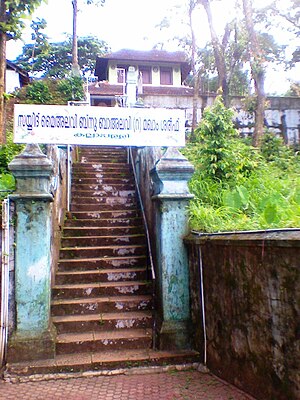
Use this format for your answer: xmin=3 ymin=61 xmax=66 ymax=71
xmin=285 ymin=82 xmax=300 ymax=96
xmin=15 ymin=35 xmax=109 ymax=78
xmin=29 ymin=18 xmax=49 ymax=72
xmin=0 ymin=0 xmax=45 ymax=144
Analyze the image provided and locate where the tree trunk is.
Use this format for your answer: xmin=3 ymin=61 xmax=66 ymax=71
xmin=72 ymin=0 xmax=80 ymax=76
xmin=242 ymin=0 xmax=265 ymax=147
xmin=199 ymin=0 xmax=229 ymax=106
xmin=253 ymin=70 xmax=265 ymax=147
xmin=0 ymin=0 xmax=6 ymax=144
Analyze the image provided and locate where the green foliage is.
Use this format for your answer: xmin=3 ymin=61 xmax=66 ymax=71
xmin=15 ymin=35 xmax=110 ymax=78
xmin=15 ymin=76 xmax=85 ymax=104
xmin=0 ymin=131 xmax=23 ymax=174
xmin=261 ymin=131 xmax=295 ymax=168
xmin=57 ymin=76 xmax=85 ymax=102
xmin=0 ymin=0 xmax=45 ymax=40
xmin=0 ymin=173 xmax=15 ymax=200
xmin=183 ymin=96 xmax=300 ymax=232
xmin=24 ymin=80 xmax=53 ymax=104
xmin=191 ymin=95 xmax=260 ymax=182
xmin=0 ymin=130 xmax=22 ymax=200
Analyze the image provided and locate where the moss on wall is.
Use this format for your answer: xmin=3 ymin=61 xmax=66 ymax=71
xmin=186 ymin=231 xmax=300 ymax=400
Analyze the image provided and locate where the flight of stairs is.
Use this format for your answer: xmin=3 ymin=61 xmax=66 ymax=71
xmin=52 ymin=146 xmax=153 ymax=356
xmin=4 ymin=146 xmax=200 ymax=381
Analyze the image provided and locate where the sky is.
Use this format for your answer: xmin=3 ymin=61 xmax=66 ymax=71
xmin=6 ymin=0 xmax=299 ymax=95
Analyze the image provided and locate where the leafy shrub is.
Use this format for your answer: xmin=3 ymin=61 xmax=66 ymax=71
xmin=191 ymin=96 xmax=261 ymax=183
xmin=0 ymin=131 xmax=23 ymax=174
xmin=183 ymin=96 xmax=300 ymax=232
xmin=57 ymin=76 xmax=84 ymax=102
xmin=24 ymin=80 xmax=53 ymax=104
xmin=0 ymin=173 xmax=15 ymax=201
xmin=15 ymin=76 xmax=84 ymax=105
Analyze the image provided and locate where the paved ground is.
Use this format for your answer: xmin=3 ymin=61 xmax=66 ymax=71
xmin=0 ymin=369 xmax=255 ymax=400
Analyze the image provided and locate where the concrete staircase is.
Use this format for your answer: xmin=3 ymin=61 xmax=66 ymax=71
xmin=4 ymin=146 xmax=199 ymax=381
xmin=52 ymin=146 xmax=153 ymax=356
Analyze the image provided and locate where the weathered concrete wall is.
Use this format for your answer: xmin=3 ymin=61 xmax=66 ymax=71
xmin=185 ymin=230 xmax=300 ymax=400
xmin=46 ymin=145 xmax=68 ymax=286
xmin=142 ymin=94 xmax=300 ymax=144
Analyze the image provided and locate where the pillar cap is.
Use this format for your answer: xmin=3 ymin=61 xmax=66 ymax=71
xmin=9 ymin=144 xmax=53 ymax=174
xmin=150 ymin=147 xmax=194 ymax=197
xmin=8 ymin=144 xmax=53 ymax=198
xmin=154 ymin=147 xmax=194 ymax=178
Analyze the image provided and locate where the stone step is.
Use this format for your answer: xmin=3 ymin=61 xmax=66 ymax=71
xmin=80 ymin=155 xmax=128 ymax=160
xmin=70 ymin=203 xmax=138 ymax=212
xmin=51 ymin=295 xmax=152 ymax=315
xmin=4 ymin=349 xmax=201 ymax=379
xmin=55 ymin=267 xmax=148 ymax=284
xmin=79 ymin=150 xmax=127 ymax=157
xmin=72 ymin=182 xmax=135 ymax=191
xmin=56 ymin=328 xmax=152 ymax=355
xmin=73 ymin=169 xmax=132 ymax=177
xmin=64 ymin=217 xmax=143 ymax=228
xmin=73 ymin=163 xmax=130 ymax=171
xmin=72 ymin=177 xmax=133 ymax=185
xmin=71 ymin=196 xmax=137 ymax=206
xmin=80 ymin=146 xmax=125 ymax=152
xmin=80 ymin=151 xmax=127 ymax=158
xmin=61 ymin=234 xmax=146 ymax=247
xmin=53 ymin=281 xmax=152 ymax=299
xmin=62 ymin=226 xmax=144 ymax=237
xmin=72 ymin=169 xmax=133 ymax=175
xmin=58 ymin=255 xmax=147 ymax=271
xmin=52 ymin=311 xmax=153 ymax=333
xmin=59 ymin=244 xmax=146 ymax=259
xmin=71 ymin=189 xmax=136 ymax=198
xmin=65 ymin=210 xmax=141 ymax=220
xmin=80 ymin=154 xmax=127 ymax=164
xmin=72 ymin=169 xmax=132 ymax=177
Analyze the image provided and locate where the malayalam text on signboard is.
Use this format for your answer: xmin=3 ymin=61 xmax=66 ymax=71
xmin=14 ymin=104 xmax=185 ymax=147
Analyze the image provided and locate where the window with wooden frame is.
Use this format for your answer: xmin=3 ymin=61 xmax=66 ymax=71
xmin=117 ymin=66 xmax=126 ymax=84
xmin=138 ymin=66 xmax=152 ymax=84
xmin=160 ymin=67 xmax=173 ymax=85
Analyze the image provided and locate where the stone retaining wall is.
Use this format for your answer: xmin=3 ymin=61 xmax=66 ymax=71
xmin=185 ymin=230 xmax=300 ymax=400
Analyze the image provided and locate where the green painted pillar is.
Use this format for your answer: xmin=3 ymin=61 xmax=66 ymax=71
xmin=151 ymin=147 xmax=194 ymax=350
xmin=7 ymin=144 xmax=56 ymax=362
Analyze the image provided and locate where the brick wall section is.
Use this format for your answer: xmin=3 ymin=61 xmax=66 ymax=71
xmin=185 ymin=231 xmax=300 ymax=400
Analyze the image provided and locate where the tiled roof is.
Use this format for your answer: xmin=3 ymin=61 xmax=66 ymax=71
xmin=100 ymin=49 xmax=188 ymax=63
xmin=88 ymin=83 xmax=124 ymax=95
xmin=95 ymin=49 xmax=191 ymax=82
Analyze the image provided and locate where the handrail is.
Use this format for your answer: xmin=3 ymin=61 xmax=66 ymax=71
xmin=128 ymin=147 xmax=156 ymax=349
xmin=128 ymin=148 xmax=156 ymax=281
xmin=0 ymin=198 xmax=10 ymax=366
xmin=67 ymin=145 xmax=72 ymax=212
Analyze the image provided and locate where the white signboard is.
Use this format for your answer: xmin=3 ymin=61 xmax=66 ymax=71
xmin=14 ymin=104 xmax=185 ymax=147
